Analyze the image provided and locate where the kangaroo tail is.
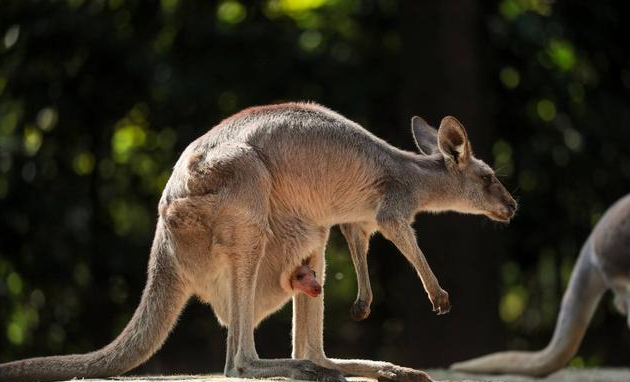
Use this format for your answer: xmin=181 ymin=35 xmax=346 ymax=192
xmin=451 ymin=236 xmax=607 ymax=377
xmin=0 ymin=222 xmax=190 ymax=382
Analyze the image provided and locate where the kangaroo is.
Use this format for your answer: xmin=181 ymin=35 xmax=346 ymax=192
xmin=0 ymin=102 xmax=516 ymax=382
xmin=451 ymin=193 xmax=630 ymax=377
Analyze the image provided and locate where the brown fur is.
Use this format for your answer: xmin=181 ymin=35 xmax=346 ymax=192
xmin=451 ymin=193 xmax=630 ymax=377
xmin=0 ymin=102 xmax=516 ymax=382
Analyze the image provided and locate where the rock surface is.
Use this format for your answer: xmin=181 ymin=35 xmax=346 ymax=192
xmin=428 ymin=367 xmax=630 ymax=382
xmin=73 ymin=368 xmax=630 ymax=382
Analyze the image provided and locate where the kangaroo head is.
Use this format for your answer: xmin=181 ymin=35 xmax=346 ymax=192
xmin=411 ymin=115 xmax=517 ymax=222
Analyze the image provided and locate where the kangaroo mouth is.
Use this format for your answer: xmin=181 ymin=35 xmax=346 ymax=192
xmin=487 ymin=209 xmax=514 ymax=223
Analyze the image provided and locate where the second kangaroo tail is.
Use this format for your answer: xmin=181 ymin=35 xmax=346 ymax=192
xmin=0 ymin=222 xmax=190 ymax=382
xmin=451 ymin=236 xmax=607 ymax=377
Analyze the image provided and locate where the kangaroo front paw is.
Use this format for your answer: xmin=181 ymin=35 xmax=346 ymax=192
xmin=430 ymin=288 xmax=450 ymax=315
xmin=377 ymin=364 xmax=432 ymax=382
xmin=350 ymin=298 xmax=371 ymax=321
xmin=292 ymin=360 xmax=347 ymax=382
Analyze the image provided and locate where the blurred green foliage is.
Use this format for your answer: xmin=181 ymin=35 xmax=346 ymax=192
xmin=0 ymin=0 xmax=629 ymax=373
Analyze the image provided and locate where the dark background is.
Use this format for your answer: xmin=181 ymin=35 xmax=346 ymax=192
xmin=1 ymin=0 xmax=629 ymax=374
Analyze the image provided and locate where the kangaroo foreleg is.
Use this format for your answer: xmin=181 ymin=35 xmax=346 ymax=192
xmin=376 ymin=212 xmax=449 ymax=314
xmin=340 ymin=223 xmax=374 ymax=320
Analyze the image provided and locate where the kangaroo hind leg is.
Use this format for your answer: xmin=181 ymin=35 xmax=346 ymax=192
xmin=224 ymin=225 xmax=344 ymax=382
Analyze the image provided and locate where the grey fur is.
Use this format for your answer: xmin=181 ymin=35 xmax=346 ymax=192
xmin=451 ymin=193 xmax=630 ymax=377
xmin=411 ymin=116 xmax=439 ymax=156
xmin=0 ymin=102 xmax=516 ymax=382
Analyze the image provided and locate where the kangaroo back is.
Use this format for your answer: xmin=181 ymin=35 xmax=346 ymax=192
xmin=0 ymin=222 xmax=190 ymax=382
xmin=451 ymin=237 xmax=607 ymax=376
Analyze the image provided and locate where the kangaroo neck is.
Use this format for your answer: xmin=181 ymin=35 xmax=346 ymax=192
xmin=404 ymin=154 xmax=460 ymax=214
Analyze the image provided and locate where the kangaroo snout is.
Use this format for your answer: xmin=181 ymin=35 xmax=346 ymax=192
xmin=496 ymin=197 xmax=517 ymax=222
xmin=485 ymin=194 xmax=517 ymax=223
xmin=506 ymin=197 xmax=518 ymax=215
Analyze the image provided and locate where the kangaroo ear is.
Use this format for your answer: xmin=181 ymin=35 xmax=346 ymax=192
xmin=437 ymin=116 xmax=471 ymax=167
xmin=411 ymin=116 xmax=438 ymax=155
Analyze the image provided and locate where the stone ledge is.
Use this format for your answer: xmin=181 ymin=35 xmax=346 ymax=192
xmin=429 ymin=367 xmax=630 ymax=382
xmin=70 ymin=368 xmax=630 ymax=382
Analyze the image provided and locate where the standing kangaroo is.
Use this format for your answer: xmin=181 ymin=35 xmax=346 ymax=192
xmin=451 ymin=193 xmax=630 ymax=377
xmin=0 ymin=102 xmax=516 ymax=382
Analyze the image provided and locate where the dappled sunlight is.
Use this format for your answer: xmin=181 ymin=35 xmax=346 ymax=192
xmin=500 ymin=286 xmax=528 ymax=323
xmin=22 ymin=127 xmax=42 ymax=157
xmin=492 ymin=140 xmax=514 ymax=178
xmin=499 ymin=0 xmax=554 ymax=20
xmin=72 ymin=151 xmax=95 ymax=176
xmin=264 ymin=0 xmax=329 ymax=19
xmin=216 ymin=0 xmax=247 ymax=25
xmin=499 ymin=66 xmax=520 ymax=89
xmin=547 ymin=39 xmax=576 ymax=72
xmin=112 ymin=106 xmax=149 ymax=164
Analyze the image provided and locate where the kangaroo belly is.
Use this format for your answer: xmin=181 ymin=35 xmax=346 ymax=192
xmin=195 ymin=222 xmax=328 ymax=327
xmin=196 ymin=262 xmax=293 ymax=327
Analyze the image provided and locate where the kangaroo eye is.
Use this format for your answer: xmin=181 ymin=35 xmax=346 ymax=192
xmin=296 ymin=273 xmax=304 ymax=281
xmin=312 ymin=271 xmax=317 ymax=278
xmin=482 ymin=174 xmax=493 ymax=185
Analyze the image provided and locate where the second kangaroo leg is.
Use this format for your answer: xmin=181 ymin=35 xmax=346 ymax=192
xmin=340 ymin=223 xmax=374 ymax=320
xmin=293 ymin=238 xmax=432 ymax=382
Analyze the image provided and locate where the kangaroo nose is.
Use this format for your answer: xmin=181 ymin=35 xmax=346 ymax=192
xmin=506 ymin=199 xmax=517 ymax=213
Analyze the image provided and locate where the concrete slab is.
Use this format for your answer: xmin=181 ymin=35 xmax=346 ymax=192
xmin=70 ymin=368 xmax=630 ymax=382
